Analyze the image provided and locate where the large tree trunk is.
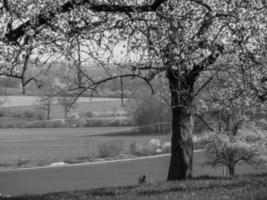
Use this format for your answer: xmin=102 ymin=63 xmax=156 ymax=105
xmin=167 ymin=106 xmax=194 ymax=180
xmin=163 ymin=46 xmax=222 ymax=180
xmin=166 ymin=69 xmax=194 ymax=180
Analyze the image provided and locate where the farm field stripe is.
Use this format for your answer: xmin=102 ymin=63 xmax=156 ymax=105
xmin=0 ymin=149 xmax=204 ymax=172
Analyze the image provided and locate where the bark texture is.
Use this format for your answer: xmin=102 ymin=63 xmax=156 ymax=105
xmin=166 ymin=69 xmax=194 ymax=180
xmin=166 ymin=49 xmax=221 ymax=180
xmin=167 ymin=105 xmax=194 ymax=180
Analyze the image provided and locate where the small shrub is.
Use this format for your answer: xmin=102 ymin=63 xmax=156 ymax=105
xmin=80 ymin=111 xmax=93 ymax=118
xmin=163 ymin=142 xmax=171 ymax=153
xmin=17 ymin=159 xmax=30 ymax=167
xmin=26 ymin=120 xmax=65 ymax=128
xmin=0 ymin=162 xmax=11 ymax=168
xmin=23 ymin=110 xmax=35 ymax=119
xmin=83 ymin=118 xmax=132 ymax=127
xmin=9 ymin=110 xmax=45 ymax=121
xmin=147 ymin=139 xmax=161 ymax=154
xmin=63 ymin=155 xmax=95 ymax=164
xmin=97 ymin=142 xmax=122 ymax=158
xmin=129 ymin=142 xmax=150 ymax=156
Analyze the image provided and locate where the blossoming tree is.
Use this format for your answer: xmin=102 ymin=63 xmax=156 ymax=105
xmin=0 ymin=0 xmax=266 ymax=180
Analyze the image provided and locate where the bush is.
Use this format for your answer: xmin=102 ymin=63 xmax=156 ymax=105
xmin=2 ymin=110 xmax=45 ymax=121
xmin=27 ymin=120 xmax=65 ymax=128
xmin=127 ymin=93 xmax=171 ymax=134
xmin=17 ymin=159 xmax=30 ymax=167
xmin=147 ymin=139 xmax=161 ymax=154
xmin=80 ymin=111 xmax=93 ymax=118
xmin=97 ymin=142 xmax=122 ymax=158
xmin=163 ymin=142 xmax=171 ymax=153
xmin=82 ymin=118 xmax=132 ymax=127
xmin=129 ymin=142 xmax=150 ymax=156
xmin=128 ymin=140 xmax=164 ymax=156
xmin=0 ymin=117 xmax=133 ymax=128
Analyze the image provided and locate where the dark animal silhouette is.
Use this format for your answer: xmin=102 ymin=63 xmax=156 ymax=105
xmin=138 ymin=174 xmax=148 ymax=184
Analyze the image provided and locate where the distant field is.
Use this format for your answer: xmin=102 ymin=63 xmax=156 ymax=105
xmin=3 ymin=101 xmax=125 ymax=119
xmin=0 ymin=96 xmax=125 ymax=107
xmin=0 ymin=96 xmax=126 ymax=119
xmin=0 ymin=127 xmax=171 ymax=168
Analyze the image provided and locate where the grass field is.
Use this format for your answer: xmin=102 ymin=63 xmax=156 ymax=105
xmin=1 ymin=174 xmax=267 ymax=199
xmin=0 ymin=127 xmax=171 ymax=168
xmin=0 ymin=152 xmax=266 ymax=197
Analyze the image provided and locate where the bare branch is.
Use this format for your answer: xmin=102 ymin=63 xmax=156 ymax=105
xmin=90 ymin=0 xmax=166 ymax=13
xmin=194 ymin=114 xmax=214 ymax=132
xmin=190 ymin=0 xmax=212 ymax=12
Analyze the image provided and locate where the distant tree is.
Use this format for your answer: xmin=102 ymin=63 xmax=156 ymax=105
xmin=205 ymin=124 xmax=267 ymax=176
xmin=38 ymin=95 xmax=55 ymax=120
xmin=197 ymin=67 xmax=267 ymax=176
xmin=128 ymin=94 xmax=171 ymax=134
xmin=128 ymin=78 xmax=171 ymax=133
xmin=57 ymin=94 xmax=77 ymax=119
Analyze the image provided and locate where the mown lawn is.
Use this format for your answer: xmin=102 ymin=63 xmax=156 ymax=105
xmin=2 ymin=174 xmax=267 ymax=200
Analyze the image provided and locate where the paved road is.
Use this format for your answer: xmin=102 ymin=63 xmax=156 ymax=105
xmin=0 ymin=151 xmax=266 ymax=196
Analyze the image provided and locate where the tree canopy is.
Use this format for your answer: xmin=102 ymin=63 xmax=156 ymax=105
xmin=0 ymin=0 xmax=265 ymax=97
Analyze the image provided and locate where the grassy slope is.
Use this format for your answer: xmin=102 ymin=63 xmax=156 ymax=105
xmin=3 ymin=174 xmax=267 ymax=200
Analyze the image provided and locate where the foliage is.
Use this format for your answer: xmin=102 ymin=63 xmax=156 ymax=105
xmin=97 ymin=142 xmax=123 ymax=158
xmin=81 ymin=117 xmax=132 ymax=127
xmin=0 ymin=109 xmax=45 ymax=121
xmin=195 ymin=59 xmax=267 ymax=176
xmin=127 ymin=89 xmax=171 ymax=134
xmin=57 ymin=94 xmax=78 ymax=119
xmin=37 ymin=82 xmax=57 ymax=120
xmin=79 ymin=111 xmax=93 ymax=118
xmin=1 ymin=0 xmax=265 ymax=103
xmin=0 ymin=118 xmax=64 ymax=128
xmin=16 ymin=159 xmax=30 ymax=168
xmin=38 ymin=95 xmax=56 ymax=120
xmin=129 ymin=142 xmax=151 ymax=156
xmin=205 ymin=125 xmax=267 ymax=176
xmin=0 ymin=117 xmax=132 ymax=128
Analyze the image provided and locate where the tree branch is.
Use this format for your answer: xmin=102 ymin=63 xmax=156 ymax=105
xmin=90 ymin=0 xmax=166 ymax=12
xmin=3 ymin=0 xmax=166 ymax=43
xmin=194 ymin=114 xmax=214 ymax=132
xmin=190 ymin=0 xmax=212 ymax=11
xmin=186 ymin=44 xmax=224 ymax=89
